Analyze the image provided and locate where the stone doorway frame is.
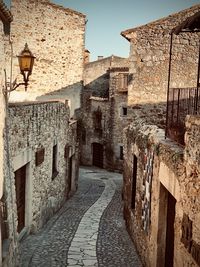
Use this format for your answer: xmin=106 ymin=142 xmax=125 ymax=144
xmin=13 ymin=148 xmax=33 ymax=240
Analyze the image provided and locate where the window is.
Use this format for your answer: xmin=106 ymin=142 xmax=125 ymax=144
xmin=52 ymin=144 xmax=58 ymax=179
xmin=120 ymin=146 xmax=123 ymax=160
xmin=93 ymin=106 xmax=102 ymax=130
xmin=35 ymin=147 xmax=45 ymax=166
xmin=120 ymin=106 xmax=127 ymax=117
xmin=118 ymin=73 xmax=129 ymax=91
xmin=82 ymin=128 xmax=86 ymax=145
xmin=122 ymin=107 xmax=127 ymax=116
xmin=131 ymin=155 xmax=138 ymax=210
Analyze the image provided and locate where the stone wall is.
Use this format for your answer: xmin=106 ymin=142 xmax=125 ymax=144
xmin=8 ymin=0 xmax=86 ymax=116
xmin=184 ymin=115 xmax=200 ymax=174
xmin=0 ymin=3 xmax=13 ymax=265
xmin=0 ymin=14 xmax=6 ymax=267
xmin=123 ymin=116 xmax=200 ymax=267
xmin=122 ymin=4 xmax=200 ymax=126
xmin=81 ymin=56 xmax=129 ymax=171
xmin=3 ymin=101 xmax=79 ymax=266
xmin=0 ymin=12 xmax=5 ymax=201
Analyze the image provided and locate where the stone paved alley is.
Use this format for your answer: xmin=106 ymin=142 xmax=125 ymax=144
xmin=19 ymin=167 xmax=142 ymax=267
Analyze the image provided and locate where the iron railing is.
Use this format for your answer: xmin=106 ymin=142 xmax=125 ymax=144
xmin=166 ymin=87 xmax=200 ymax=145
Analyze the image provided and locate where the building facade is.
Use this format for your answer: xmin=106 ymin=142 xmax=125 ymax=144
xmin=0 ymin=0 xmax=84 ymax=265
xmin=80 ymin=56 xmax=130 ymax=172
xmin=3 ymin=101 xmax=79 ymax=266
xmin=121 ymin=4 xmax=200 ymax=128
xmin=0 ymin=2 xmax=12 ymax=266
xmin=122 ymin=5 xmax=200 ymax=267
xmin=7 ymin=0 xmax=86 ymax=117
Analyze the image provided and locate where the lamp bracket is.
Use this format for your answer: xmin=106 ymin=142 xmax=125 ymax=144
xmin=3 ymin=69 xmax=28 ymax=97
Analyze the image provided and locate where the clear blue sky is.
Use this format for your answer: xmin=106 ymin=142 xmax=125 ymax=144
xmin=4 ymin=0 xmax=200 ymax=61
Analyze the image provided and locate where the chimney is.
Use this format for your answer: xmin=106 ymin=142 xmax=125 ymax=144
xmin=98 ymin=56 xmax=104 ymax=60
xmin=84 ymin=49 xmax=90 ymax=64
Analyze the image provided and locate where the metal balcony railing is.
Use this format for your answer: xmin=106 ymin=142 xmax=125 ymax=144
xmin=166 ymin=87 xmax=200 ymax=145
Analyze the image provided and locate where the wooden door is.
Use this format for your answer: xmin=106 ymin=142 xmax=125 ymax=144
xmin=68 ymin=156 xmax=73 ymax=193
xmin=165 ymin=191 xmax=176 ymax=267
xmin=15 ymin=165 xmax=26 ymax=233
xmin=92 ymin=143 xmax=103 ymax=168
xmin=131 ymin=155 xmax=138 ymax=209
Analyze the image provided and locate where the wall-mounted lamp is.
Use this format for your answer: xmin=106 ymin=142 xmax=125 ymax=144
xmin=17 ymin=43 xmax=35 ymax=91
xmin=3 ymin=43 xmax=35 ymax=95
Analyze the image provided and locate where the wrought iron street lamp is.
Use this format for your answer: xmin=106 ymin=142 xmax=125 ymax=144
xmin=3 ymin=42 xmax=35 ymax=94
xmin=17 ymin=43 xmax=35 ymax=91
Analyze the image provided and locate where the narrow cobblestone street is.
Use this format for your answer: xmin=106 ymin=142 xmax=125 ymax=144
xmin=19 ymin=167 xmax=142 ymax=267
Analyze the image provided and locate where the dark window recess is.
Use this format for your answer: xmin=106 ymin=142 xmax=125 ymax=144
xmin=82 ymin=128 xmax=86 ymax=144
xmin=181 ymin=213 xmax=193 ymax=252
xmin=35 ymin=148 xmax=45 ymax=166
xmin=93 ymin=106 xmax=102 ymax=130
xmin=0 ymin=196 xmax=8 ymax=242
xmin=52 ymin=145 xmax=58 ymax=179
xmin=122 ymin=107 xmax=127 ymax=116
xmin=131 ymin=155 xmax=138 ymax=210
xmin=64 ymin=144 xmax=70 ymax=159
xmin=120 ymin=146 xmax=123 ymax=160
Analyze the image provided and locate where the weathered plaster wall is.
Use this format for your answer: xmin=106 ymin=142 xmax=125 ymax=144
xmin=8 ymin=0 xmax=86 ymax=116
xmin=123 ymin=116 xmax=200 ymax=267
xmin=123 ymin=5 xmax=200 ymax=125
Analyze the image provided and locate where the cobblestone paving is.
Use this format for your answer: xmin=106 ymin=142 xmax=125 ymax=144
xmin=97 ymin=179 xmax=142 ymax=267
xmin=19 ymin=169 xmax=105 ymax=267
xmin=19 ymin=167 xmax=142 ymax=267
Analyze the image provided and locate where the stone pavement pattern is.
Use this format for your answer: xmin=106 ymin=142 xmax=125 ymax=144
xmin=19 ymin=167 xmax=142 ymax=267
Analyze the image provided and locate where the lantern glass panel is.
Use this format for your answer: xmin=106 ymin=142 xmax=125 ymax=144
xmin=19 ymin=56 xmax=32 ymax=72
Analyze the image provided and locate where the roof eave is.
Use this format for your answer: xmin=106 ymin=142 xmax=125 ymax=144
xmin=0 ymin=2 xmax=13 ymax=24
xmin=121 ymin=31 xmax=131 ymax=42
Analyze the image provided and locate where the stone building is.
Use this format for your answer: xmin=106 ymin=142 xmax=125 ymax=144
xmin=80 ymin=55 xmax=130 ymax=172
xmin=3 ymin=101 xmax=79 ymax=266
xmin=0 ymin=2 xmax=12 ymax=266
xmin=7 ymin=0 xmax=86 ymax=117
xmin=121 ymin=4 xmax=200 ymax=128
xmin=0 ymin=0 xmax=84 ymax=265
xmin=122 ymin=5 xmax=200 ymax=267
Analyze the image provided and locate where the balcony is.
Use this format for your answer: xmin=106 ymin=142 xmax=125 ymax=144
xmin=166 ymin=87 xmax=200 ymax=145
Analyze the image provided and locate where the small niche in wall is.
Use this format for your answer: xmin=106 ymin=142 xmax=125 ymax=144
xmin=119 ymin=146 xmax=123 ymax=160
xmin=35 ymin=147 xmax=45 ymax=166
xmin=181 ymin=213 xmax=193 ymax=252
xmin=122 ymin=107 xmax=127 ymax=116
xmin=64 ymin=144 xmax=70 ymax=158
xmin=52 ymin=144 xmax=58 ymax=180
